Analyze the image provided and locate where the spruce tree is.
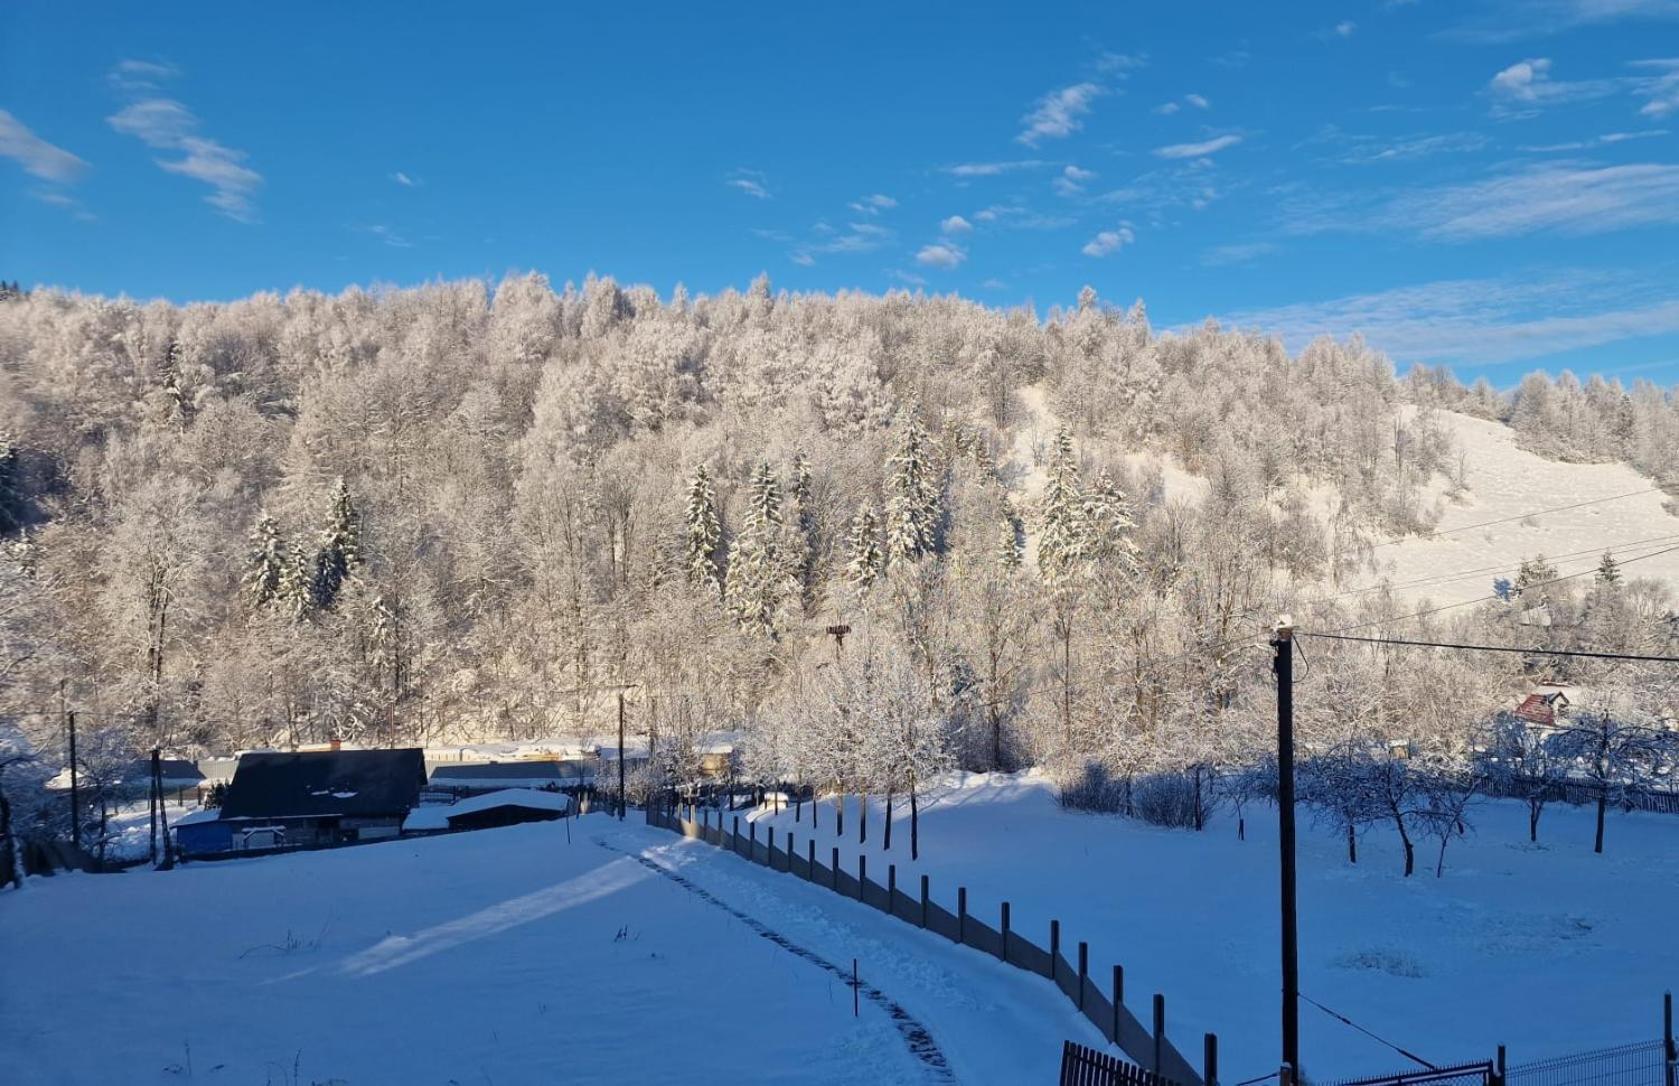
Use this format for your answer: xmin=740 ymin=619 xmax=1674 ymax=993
xmin=790 ymin=452 xmax=816 ymax=608
xmin=1037 ymin=427 xmax=1088 ymax=585
xmin=242 ymin=513 xmax=286 ymax=608
xmin=885 ymin=410 xmax=940 ymax=564
xmin=997 ymin=515 xmax=1022 ymax=571
xmin=312 ymin=477 xmax=360 ymax=610
xmin=846 ymin=505 xmax=884 ymax=591
xmin=684 ymin=464 xmax=722 ymax=594
xmin=1595 ymin=550 xmax=1621 ymax=585
xmin=1082 ymin=469 xmax=1137 ymax=571
xmin=725 ymin=461 xmax=794 ymax=635
xmin=279 ymin=541 xmax=313 ymax=619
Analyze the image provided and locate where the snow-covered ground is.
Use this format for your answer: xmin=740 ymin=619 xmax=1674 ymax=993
xmin=0 ymin=812 xmax=1100 ymax=1085
xmin=1351 ymin=410 xmax=1679 ymax=605
xmin=745 ymin=772 xmax=1679 ymax=1082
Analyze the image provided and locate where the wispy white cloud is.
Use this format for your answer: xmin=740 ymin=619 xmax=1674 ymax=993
xmin=940 ymin=215 xmax=972 ymax=234
xmin=106 ymin=64 xmax=262 ymax=221
xmin=790 ymin=221 xmax=894 ymax=264
xmin=979 ymin=277 xmax=1009 ymax=290
xmin=1338 ymin=131 xmax=1490 ymax=164
xmin=1081 ymin=224 xmax=1135 ymax=257
xmin=1332 ymin=20 xmax=1358 ymax=37
xmin=1520 ymin=128 xmax=1668 ymax=151
xmin=1449 ymin=0 xmax=1679 ymax=43
xmin=970 ymin=203 xmax=1077 ymax=229
xmin=725 ymin=169 xmax=771 ymax=199
xmin=107 ymin=58 xmax=179 ymax=94
xmin=915 ymin=243 xmax=966 ymax=269
xmin=1633 ymin=57 xmax=1679 ymax=116
xmin=360 ymin=223 xmax=413 ymax=248
xmin=392 ymin=170 xmax=419 ymax=187
xmin=1185 ymin=93 xmax=1211 ymax=109
xmin=1095 ymin=52 xmax=1148 ymax=75
xmin=1215 ymin=274 xmax=1679 ymax=365
xmin=1387 ymin=162 xmax=1679 ymax=239
xmin=0 ymin=110 xmax=88 ymax=183
xmin=1017 ymin=83 xmax=1104 ymax=146
xmin=888 ymin=269 xmax=927 ymax=287
xmin=1202 ymin=241 xmax=1279 ymax=266
xmin=1154 ymin=101 xmax=1181 ymax=116
xmin=1053 ymin=164 xmax=1097 ymax=197
xmin=945 ymin=160 xmax=1047 ymax=177
xmin=848 ymin=193 xmax=897 ymax=215
xmin=1154 ymin=134 xmax=1243 ymax=158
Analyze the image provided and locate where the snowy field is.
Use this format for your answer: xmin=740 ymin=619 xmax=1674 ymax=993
xmin=746 ymin=773 xmax=1679 ymax=1081
xmin=0 ymin=813 xmax=1099 ymax=1085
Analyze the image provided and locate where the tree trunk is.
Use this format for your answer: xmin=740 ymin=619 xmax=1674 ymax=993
xmin=1435 ymin=834 xmax=1449 ymax=878
xmin=1594 ymin=789 xmax=1607 ymax=854
xmin=910 ymin=784 xmax=920 ymax=861
xmin=1528 ymin=800 xmax=1541 ymax=843
xmin=1347 ymin=822 xmax=1357 ymax=864
xmin=1 ymin=792 xmax=23 ymax=890
xmin=1392 ymin=813 xmax=1414 ymax=876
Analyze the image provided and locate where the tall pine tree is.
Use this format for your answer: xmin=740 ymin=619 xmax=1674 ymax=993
xmin=312 ymin=477 xmax=360 ymax=610
xmin=846 ymin=505 xmax=884 ymax=591
xmin=684 ymin=463 xmax=722 ymax=594
xmin=1037 ymin=427 xmax=1089 ymax=585
xmin=885 ymin=409 xmax=940 ymax=564
xmin=726 ymin=461 xmax=795 ymax=635
xmin=242 ymin=513 xmax=286 ymax=608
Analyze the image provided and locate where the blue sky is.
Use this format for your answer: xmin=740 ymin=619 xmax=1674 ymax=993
xmin=4 ymin=0 xmax=1679 ymax=386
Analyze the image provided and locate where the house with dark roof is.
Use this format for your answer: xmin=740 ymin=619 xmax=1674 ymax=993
xmin=428 ymin=759 xmax=594 ymax=796
xmin=186 ymin=748 xmax=427 ymax=856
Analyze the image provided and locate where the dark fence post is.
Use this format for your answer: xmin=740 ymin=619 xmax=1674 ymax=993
xmin=958 ymin=887 xmax=967 ymax=943
xmin=807 ymin=839 xmax=815 ymax=879
xmin=858 ymin=854 xmax=867 ymax=900
xmin=860 ymin=794 xmax=867 ymax=845
xmin=732 ymin=816 xmax=740 ymax=855
xmin=831 ymin=846 xmax=840 ymax=890
xmin=1050 ymin=919 xmax=1060 ymax=967
xmin=1152 ymin=993 xmax=1166 ymax=1075
xmin=888 ymin=863 xmax=896 ymax=902
xmin=1113 ymin=965 xmax=1124 ymax=1040
xmin=1078 ymin=942 xmax=1088 ymax=1011
xmin=1205 ymin=1033 xmax=1219 ymax=1086
xmin=1664 ymin=990 xmax=1675 ymax=1086
xmin=750 ymin=820 xmax=757 ymax=850
xmin=1001 ymin=902 xmax=1011 ymax=962
xmin=786 ymin=832 xmax=794 ymax=873
xmin=1496 ymin=1045 xmax=1508 ymax=1086
xmin=920 ymin=874 xmax=929 ymax=928
xmin=767 ymin=825 xmax=776 ymax=868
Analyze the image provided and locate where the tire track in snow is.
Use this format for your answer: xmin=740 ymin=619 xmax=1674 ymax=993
xmin=593 ymin=836 xmax=954 ymax=1082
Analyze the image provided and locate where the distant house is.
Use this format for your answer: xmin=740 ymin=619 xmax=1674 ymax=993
xmin=428 ymin=759 xmax=593 ymax=796
xmin=184 ymin=748 xmax=427 ymax=856
xmin=403 ymin=789 xmax=572 ymax=834
xmin=1515 ymin=691 xmax=1570 ymax=727
xmin=47 ymin=757 xmax=205 ymax=802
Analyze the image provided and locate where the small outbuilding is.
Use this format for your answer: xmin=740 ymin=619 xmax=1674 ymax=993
xmin=402 ymin=788 xmax=573 ymax=834
xmin=428 ymin=760 xmax=592 ymax=796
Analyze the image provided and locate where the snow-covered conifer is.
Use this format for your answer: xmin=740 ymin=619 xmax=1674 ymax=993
xmin=885 ymin=410 xmax=940 ymax=564
xmin=684 ymin=464 xmax=722 ymax=594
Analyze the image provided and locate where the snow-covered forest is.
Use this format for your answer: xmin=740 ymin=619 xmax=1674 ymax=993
xmin=2 ymin=276 xmax=1678 ymax=854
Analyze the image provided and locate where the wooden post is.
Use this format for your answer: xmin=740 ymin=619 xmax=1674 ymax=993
xmin=155 ymin=755 xmax=174 ymax=869
xmin=1113 ymin=965 xmax=1124 ymax=1042
xmin=853 ymin=958 xmax=859 ymax=1018
xmin=1664 ymin=990 xmax=1675 ymax=1086
xmin=1153 ymin=993 xmax=1166 ymax=1075
xmin=1496 ymin=1045 xmax=1508 ymax=1086
xmin=958 ymin=886 xmax=967 ymax=943
xmin=858 ymin=854 xmax=867 ymax=900
xmin=1273 ymin=622 xmax=1300 ymax=1073
xmin=808 ymin=839 xmax=815 ymax=879
xmin=67 ymin=709 xmax=80 ymax=852
xmin=148 ymin=749 xmax=159 ymax=864
xmin=837 ymin=794 xmax=844 ymax=838
xmin=1280 ymin=1064 xmax=1294 ymax=1086
xmin=831 ymin=846 xmax=839 ymax=890
xmin=1050 ymin=919 xmax=1060 ymax=967
xmin=860 ymin=793 xmax=867 ymax=845
xmin=920 ymin=874 xmax=929 ymax=928
xmin=768 ymin=826 xmax=776 ymax=869
xmin=786 ymin=832 xmax=795 ymax=873
xmin=1205 ymin=1034 xmax=1220 ymax=1086
xmin=617 ymin=691 xmax=626 ymax=821
xmin=888 ymin=863 xmax=896 ymax=902
xmin=1001 ymin=902 xmax=1011 ymax=962
xmin=732 ymin=816 xmax=740 ymax=855
xmin=1078 ymin=942 xmax=1088 ymax=1010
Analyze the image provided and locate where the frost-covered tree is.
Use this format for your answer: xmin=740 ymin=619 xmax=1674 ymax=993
xmin=725 ymin=461 xmax=795 ymax=636
xmin=312 ymin=478 xmax=360 ymax=610
xmin=845 ymin=505 xmax=884 ymax=592
xmin=683 ymin=463 xmax=722 ymax=594
xmin=1037 ymin=427 xmax=1088 ymax=586
xmin=885 ymin=410 xmax=940 ymax=564
xmin=242 ymin=513 xmax=286 ymax=609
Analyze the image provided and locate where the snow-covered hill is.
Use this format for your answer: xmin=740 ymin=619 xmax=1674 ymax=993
xmin=1355 ymin=410 xmax=1679 ymax=605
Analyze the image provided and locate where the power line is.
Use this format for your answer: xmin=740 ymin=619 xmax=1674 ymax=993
xmin=1300 ymin=992 xmax=1437 ymax=1072
xmin=1306 ymin=532 xmax=1679 ymax=606
xmin=1296 ymin=632 xmax=1679 ymax=664
xmin=1364 ymin=487 xmax=1662 ymax=553
xmin=1304 ymin=541 xmax=1679 ymax=638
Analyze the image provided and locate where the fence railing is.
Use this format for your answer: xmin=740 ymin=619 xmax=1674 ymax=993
xmin=1479 ymin=776 xmax=1679 ymax=816
xmin=1505 ymin=1039 xmax=1673 ymax=1086
xmin=646 ymin=799 xmax=1206 ymax=1085
xmin=1325 ymin=1061 xmax=1494 ymax=1086
xmin=1062 ymin=1040 xmax=1184 ymax=1086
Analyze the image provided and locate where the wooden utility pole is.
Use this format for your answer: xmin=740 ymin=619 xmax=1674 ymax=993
xmin=1272 ymin=617 xmax=1299 ymax=1076
xmin=66 ymin=707 xmax=80 ymax=852
xmin=617 ymin=691 xmax=627 ymax=821
xmin=148 ymin=748 xmax=159 ymax=864
xmin=154 ymin=751 xmax=174 ymax=869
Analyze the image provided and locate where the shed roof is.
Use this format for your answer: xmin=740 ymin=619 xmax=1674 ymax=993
xmin=430 ymin=760 xmax=584 ymax=782
xmin=402 ymin=788 xmax=572 ymax=831
xmin=220 ymin=749 xmax=426 ymax=820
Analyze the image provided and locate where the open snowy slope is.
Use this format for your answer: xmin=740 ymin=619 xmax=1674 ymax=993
xmin=746 ymin=773 xmax=1679 ymax=1082
xmin=0 ymin=813 xmax=1100 ymax=1085
xmin=1351 ymin=410 xmax=1679 ymax=606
